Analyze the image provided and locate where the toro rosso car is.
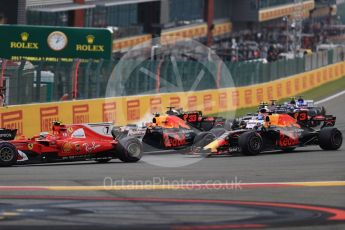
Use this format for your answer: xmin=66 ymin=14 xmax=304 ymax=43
xmin=0 ymin=122 xmax=142 ymax=167
xmin=165 ymin=107 xmax=232 ymax=131
xmin=192 ymin=110 xmax=342 ymax=156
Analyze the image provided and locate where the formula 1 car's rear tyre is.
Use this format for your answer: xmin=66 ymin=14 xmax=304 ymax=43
xmin=111 ymin=127 xmax=127 ymax=140
xmin=319 ymin=127 xmax=343 ymax=150
xmin=239 ymin=131 xmax=263 ymax=156
xmin=191 ymin=132 xmax=216 ymax=153
xmin=117 ymin=137 xmax=142 ymax=162
xmin=0 ymin=142 xmax=18 ymax=167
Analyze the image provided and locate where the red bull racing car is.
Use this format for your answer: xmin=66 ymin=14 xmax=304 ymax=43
xmin=112 ymin=113 xmax=197 ymax=150
xmin=232 ymin=98 xmax=332 ymax=130
xmin=111 ymin=107 xmax=232 ymax=151
xmin=193 ymin=110 xmax=342 ymax=156
xmin=0 ymin=122 xmax=142 ymax=166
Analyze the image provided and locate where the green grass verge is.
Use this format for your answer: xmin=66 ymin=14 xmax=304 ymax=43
xmin=213 ymin=76 xmax=345 ymax=118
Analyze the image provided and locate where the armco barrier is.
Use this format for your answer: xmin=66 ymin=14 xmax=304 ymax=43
xmin=1 ymin=61 xmax=344 ymax=137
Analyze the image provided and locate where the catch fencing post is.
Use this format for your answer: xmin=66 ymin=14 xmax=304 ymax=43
xmin=72 ymin=59 xmax=81 ymax=100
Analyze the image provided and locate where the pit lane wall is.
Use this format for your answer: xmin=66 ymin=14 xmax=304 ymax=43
xmin=1 ymin=61 xmax=344 ymax=137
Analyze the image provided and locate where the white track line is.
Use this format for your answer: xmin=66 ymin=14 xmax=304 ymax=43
xmin=314 ymin=90 xmax=345 ymax=105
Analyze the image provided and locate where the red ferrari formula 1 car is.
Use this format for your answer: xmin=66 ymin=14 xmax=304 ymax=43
xmin=192 ymin=110 xmax=342 ymax=156
xmin=0 ymin=122 xmax=142 ymax=166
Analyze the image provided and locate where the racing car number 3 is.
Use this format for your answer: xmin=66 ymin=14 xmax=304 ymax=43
xmin=183 ymin=114 xmax=198 ymax=123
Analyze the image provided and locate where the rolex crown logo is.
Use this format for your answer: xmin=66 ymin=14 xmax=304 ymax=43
xmin=21 ymin=32 xmax=29 ymax=42
xmin=86 ymin=35 xmax=95 ymax=44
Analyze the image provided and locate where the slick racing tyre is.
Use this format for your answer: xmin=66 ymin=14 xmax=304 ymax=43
xmin=0 ymin=142 xmax=18 ymax=167
xmin=319 ymin=127 xmax=343 ymax=150
xmin=111 ymin=127 xmax=127 ymax=140
xmin=117 ymin=137 xmax=142 ymax=162
xmin=239 ymin=131 xmax=263 ymax=156
xmin=191 ymin=132 xmax=216 ymax=153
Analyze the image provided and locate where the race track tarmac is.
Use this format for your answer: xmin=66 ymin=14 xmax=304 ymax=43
xmin=1 ymin=93 xmax=344 ymax=229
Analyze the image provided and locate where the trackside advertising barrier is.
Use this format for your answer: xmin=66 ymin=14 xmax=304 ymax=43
xmin=1 ymin=61 xmax=344 ymax=137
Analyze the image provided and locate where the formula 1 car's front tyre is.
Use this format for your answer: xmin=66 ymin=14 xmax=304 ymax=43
xmin=0 ymin=142 xmax=18 ymax=167
xmin=319 ymin=127 xmax=343 ymax=150
xmin=117 ymin=137 xmax=142 ymax=162
xmin=239 ymin=131 xmax=263 ymax=156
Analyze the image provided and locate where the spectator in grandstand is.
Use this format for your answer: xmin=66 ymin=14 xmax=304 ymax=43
xmin=0 ymin=13 xmax=6 ymax=24
xmin=267 ymin=45 xmax=278 ymax=62
xmin=261 ymin=44 xmax=268 ymax=59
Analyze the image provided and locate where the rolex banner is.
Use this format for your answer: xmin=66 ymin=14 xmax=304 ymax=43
xmin=0 ymin=25 xmax=112 ymax=61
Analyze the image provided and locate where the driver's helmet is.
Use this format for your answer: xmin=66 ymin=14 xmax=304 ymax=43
xmin=176 ymin=108 xmax=183 ymax=114
xmin=260 ymin=107 xmax=269 ymax=113
xmin=258 ymin=107 xmax=269 ymax=120
xmin=171 ymin=109 xmax=179 ymax=115
xmin=297 ymin=96 xmax=304 ymax=106
xmin=166 ymin=108 xmax=179 ymax=115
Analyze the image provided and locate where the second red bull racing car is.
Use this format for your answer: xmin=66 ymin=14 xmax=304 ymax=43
xmin=192 ymin=110 xmax=342 ymax=156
